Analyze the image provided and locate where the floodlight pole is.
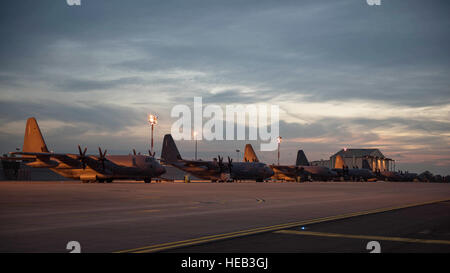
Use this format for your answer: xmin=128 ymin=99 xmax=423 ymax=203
xmin=148 ymin=114 xmax=158 ymax=156
xmin=195 ymin=140 xmax=197 ymax=160
xmin=151 ymin=123 xmax=154 ymax=155
xmin=277 ymin=136 xmax=282 ymax=165
xmin=194 ymin=131 xmax=198 ymax=160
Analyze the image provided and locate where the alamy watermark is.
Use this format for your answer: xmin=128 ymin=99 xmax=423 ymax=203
xmin=66 ymin=241 xmax=81 ymax=253
xmin=366 ymin=0 xmax=381 ymax=6
xmin=171 ymin=97 xmax=280 ymax=151
xmin=66 ymin=0 xmax=81 ymax=6
xmin=366 ymin=241 xmax=381 ymax=253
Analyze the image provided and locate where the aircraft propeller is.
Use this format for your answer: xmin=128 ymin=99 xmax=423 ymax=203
xmin=133 ymin=149 xmax=137 ymax=156
xmin=217 ymin=155 xmax=225 ymax=172
xmin=98 ymin=147 xmax=107 ymax=171
xmin=77 ymin=145 xmax=88 ymax=169
xmin=227 ymin=156 xmax=233 ymax=173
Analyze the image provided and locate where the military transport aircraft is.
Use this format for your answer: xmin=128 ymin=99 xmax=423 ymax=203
xmin=332 ymin=167 xmax=376 ymax=181
xmin=376 ymin=170 xmax=417 ymax=182
xmin=160 ymin=134 xmax=274 ymax=182
xmin=6 ymin=117 xmax=166 ymax=183
xmin=243 ymin=144 xmax=337 ymax=181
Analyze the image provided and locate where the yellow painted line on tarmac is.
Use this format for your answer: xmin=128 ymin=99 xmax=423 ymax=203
xmin=115 ymin=198 xmax=450 ymax=253
xmin=274 ymin=230 xmax=450 ymax=245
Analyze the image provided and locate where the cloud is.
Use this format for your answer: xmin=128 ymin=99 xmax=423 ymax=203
xmin=0 ymin=99 xmax=143 ymax=131
xmin=56 ymin=77 xmax=143 ymax=92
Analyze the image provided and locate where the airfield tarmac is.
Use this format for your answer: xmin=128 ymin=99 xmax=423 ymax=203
xmin=0 ymin=181 xmax=449 ymax=253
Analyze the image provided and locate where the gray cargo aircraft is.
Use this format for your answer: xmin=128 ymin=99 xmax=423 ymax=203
xmin=377 ymin=170 xmax=416 ymax=182
xmin=160 ymin=134 xmax=274 ymax=182
xmin=332 ymin=167 xmax=376 ymax=181
xmin=7 ymin=117 xmax=166 ymax=183
xmin=244 ymin=144 xmax=337 ymax=181
xmin=332 ymin=158 xmax=376 ymax=181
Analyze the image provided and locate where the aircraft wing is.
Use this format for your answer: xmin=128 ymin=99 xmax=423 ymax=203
xmin=10 ymin=152 xmax=81 ymax=167
xmin=162 ymin=159 xmax=216 ymax=171
xmin=271 ymin=165 xmax=308 ymax=177
xmin=0 ymin=156 xmax=35 ymax=161
xmin=182 ymin=160 xmax=212 ymax=168
xmin=271 ymin=165 xmax=296 ymax=172
xmin=10 ymin=151 xmax=53 ymax=157
xmin=83 ymin=155 xmax=118 ymax=172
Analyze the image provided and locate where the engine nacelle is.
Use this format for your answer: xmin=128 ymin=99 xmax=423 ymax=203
xmin=26 ymin=160 xmax=59 ymax=168
xmin=79 ymin=174 xmax=97 ymax=182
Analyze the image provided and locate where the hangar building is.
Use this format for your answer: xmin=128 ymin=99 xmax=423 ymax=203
xmin=330 ymin=148 xmax=394 ymax=172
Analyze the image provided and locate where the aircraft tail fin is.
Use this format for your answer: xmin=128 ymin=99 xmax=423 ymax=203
xmin=161 ymin=134 xmax=182 ymax=162
xmin=296 ymin=150 xmax=309 ymax=166
xmin=23 ymin=117 xmax=49 ymax=153
xmin=243 ymin=144 xmax=259 ymax=162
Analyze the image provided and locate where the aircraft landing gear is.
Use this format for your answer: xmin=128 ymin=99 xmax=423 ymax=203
xmin=81 ymin=180 xmax=95 ymax=183
xmin=144 ymin=178 xmax=152 ymax=183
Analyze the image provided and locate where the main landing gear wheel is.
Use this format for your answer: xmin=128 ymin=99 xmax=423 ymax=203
xmin=144 ymin=178 xmax=152 ymax=183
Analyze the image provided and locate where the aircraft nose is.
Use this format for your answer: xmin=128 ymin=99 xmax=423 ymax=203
xmin=158 ymin=166 xmax=166 ymax=175
xmin=266 ymin=166 xmax=274 ymax=177
xmin=153 ymin=162 xmax=166 ymax=175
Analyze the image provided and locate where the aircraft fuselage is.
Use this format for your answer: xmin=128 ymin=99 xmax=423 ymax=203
xmin=29 ymin=154 xmax=165 ymax=181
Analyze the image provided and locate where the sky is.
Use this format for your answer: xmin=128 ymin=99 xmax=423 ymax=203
xmin=0 ymin=0 xmax=449 ymax=175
